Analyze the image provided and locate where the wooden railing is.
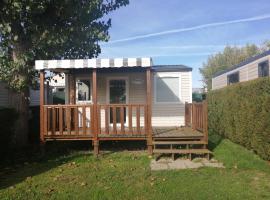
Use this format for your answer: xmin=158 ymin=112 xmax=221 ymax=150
xmin=97 ymin=104 xmax=147 ymax=135
xmin=185 ymin=103 xmax=192 ymax=127
xmin=185 ymin=101 xmax=208 ymax=135
xmin=42 ymin=104 xmax=148 ymax=137
xmin=43 ymin=105 xmax=94 ymax=136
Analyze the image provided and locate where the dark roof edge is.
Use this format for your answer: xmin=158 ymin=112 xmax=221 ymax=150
xmin=212 ymin=49 xmax=270 ymax=78
xmin=152 ymin=65 xmax=192 ymax=72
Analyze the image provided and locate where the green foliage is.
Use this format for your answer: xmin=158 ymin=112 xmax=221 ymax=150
xmin=53 ymin=91 xmax=65 ymax=104
xmin=207 ymin=77 xmax=270 ymax=160
xmin=0 ymin=0 xmax=129 ymax=91
xmin=0 ymin=108 xmax=18 ymax=153
xmin=192 ymin=92 xmax=203 ymax=102
xmin=200 ymin=43 xmax=270 ymax=90
xmin=28 ymin=106 xmax=40 ymax=143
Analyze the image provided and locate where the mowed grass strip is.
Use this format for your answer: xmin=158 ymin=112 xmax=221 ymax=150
xmin=0 ymin=136 xmax=270 ymax=200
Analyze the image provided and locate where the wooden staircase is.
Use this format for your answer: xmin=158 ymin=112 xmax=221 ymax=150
xmin=153 ymin=139 xmax=212 ymax=160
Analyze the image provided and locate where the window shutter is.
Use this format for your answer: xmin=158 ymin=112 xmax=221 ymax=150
xmin=156 ymin=77 xmax=180 ymax=103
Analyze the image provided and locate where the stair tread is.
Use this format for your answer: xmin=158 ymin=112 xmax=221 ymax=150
xmin=153 ymin=141 xmax=207 ymax=145
xmin=153 ymin=149 xmax=212 ymax=154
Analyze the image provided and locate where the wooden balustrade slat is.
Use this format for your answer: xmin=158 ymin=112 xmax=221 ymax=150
xmin=144 ymin=105 xmax=147 ymax=135
xmin=128 ymin=105 xmax=132 ymax=134
xmin=74 ymin=107 xmax=79 ymax=135
xmin=113 ymin=106 xmax=117 ymax=134
xmin=136 ymin=106 xmax=140 ymax=134
xmin=44 ymin=107 xmax=48 ymax=135
xmin=52 ymin=107 xmax=56 ymax=135
xmin=82 ymin=106 xmax=86 ymax=135
xmin=66 ymin=107 xmax=71 ymax=134
xmin=120 ymin=106 xmax=125 ymax=134
xmin=105 ymin=106 xmax=109 ymax=134
xmin=47 ymin=108 xmax=51 ymax=132
xmin=97 ymin=105 xmax=101 ymax=135
xmin=59 ymin=107 xmax=63 ymax=135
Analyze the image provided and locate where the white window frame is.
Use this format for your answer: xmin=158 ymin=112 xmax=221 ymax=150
xmin=75 ymin=76 xmax=92 ymax=104
xmin=106 ymin=76 xmax=129 ymax=104
xmin=154 ymin=72 xmax=181 ymax=104
xmin=106 ymin=76 xmax=129 ymax=126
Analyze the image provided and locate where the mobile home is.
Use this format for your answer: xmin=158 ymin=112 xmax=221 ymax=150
xmin=212 ymin=50 xmax=270 ymax=90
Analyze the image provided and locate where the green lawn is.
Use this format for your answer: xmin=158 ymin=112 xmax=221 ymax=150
xmin=0 ymin=136 xmax=270 ymax=200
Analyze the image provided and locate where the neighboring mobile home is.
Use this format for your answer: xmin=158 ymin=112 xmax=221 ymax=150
xmin=0 ymin=81 xmax=51 ymax=108
xmin=35 ymin=58 xmax=210 ymax=157
xmin=212 ymin=50 xmax=270 ymax=90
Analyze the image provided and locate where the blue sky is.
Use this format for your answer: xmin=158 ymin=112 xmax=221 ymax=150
xmin=99 ymin=0 xmax=270 ymax=88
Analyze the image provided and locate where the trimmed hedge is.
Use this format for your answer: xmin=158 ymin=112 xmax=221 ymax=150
xmin=208 ymin=77 xmax=270 ymax=160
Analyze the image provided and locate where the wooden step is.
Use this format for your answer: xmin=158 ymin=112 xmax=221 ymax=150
xmin=153 ymin=141 xmax=207 ymax=145
xmin=153 ymin=149 xmax=212 ymax=154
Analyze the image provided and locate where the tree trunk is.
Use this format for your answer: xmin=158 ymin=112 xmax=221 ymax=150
xmin=11 ymin=47 xmax=30 ymax=147
xmin=13 ymin=90 xmax=30 ymax=146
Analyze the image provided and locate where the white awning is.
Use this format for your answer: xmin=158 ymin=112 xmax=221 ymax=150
xmin=35 ymin=57 xmax=152 ymax=70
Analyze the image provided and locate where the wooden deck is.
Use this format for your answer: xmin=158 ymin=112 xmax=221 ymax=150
xmin=153 ymin=127 xmax=203 ymax=138
xmin=44 ymin=126 xmax=203 ymax=140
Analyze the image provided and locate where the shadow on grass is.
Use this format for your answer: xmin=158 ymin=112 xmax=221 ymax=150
xmin=208 ymin=133 xmax=224 ymax=151
xmin=0 ymin=141 xmax=93 ymax=189
xmin=0 ymin=140 xmax=147 ymax=189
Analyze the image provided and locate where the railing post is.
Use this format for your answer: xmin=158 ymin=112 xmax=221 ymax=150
xmin=69 ymin=71 xmax=76 ymax=104
xmin=146 ymin=68 xmax=153 ymax=155
xmin=191 ymin=102 xmax=195 ymax=130
xmin=92 ymin=69 xmax=99 ymax=156
xmin=203 ymin=100 xmax=208 ymax=144
xmin=40 ymin=70 xmax=45 ymax=144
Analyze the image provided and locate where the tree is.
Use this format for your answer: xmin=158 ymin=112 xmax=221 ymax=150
xmin=0 ymin=0 xmax=129 ymax=144
xmin=200 ymin=42 xmax=270 ymax=90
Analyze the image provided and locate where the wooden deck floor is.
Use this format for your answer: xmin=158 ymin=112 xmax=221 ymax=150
xmin=153 ymin=127 xmax=203 ymax=138
xmin=44 ymin=126 xmax=203 ymax=140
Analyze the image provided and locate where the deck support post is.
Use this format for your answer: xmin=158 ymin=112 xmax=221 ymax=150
xmin=93 ymin=140 xmax=99 ymax=156
xmin=40 ymin=70 xmax=45 ymax=144
xmin=146 ymin=68 xmax=153 ymax=155
xmin=92 ymin=69 xmax=99 ymax=156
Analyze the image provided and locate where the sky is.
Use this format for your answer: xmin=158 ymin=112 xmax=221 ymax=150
xmin=99 ymin=0 xmax=270 ymax=88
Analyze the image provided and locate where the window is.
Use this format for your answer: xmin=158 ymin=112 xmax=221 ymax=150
xmin=227 ymin=72 xmax=239 ymax=85
xmin=76 ymin=79 xmax=91 ymax=102
xmin=258 ymin=61 xmax=269 ymax=77
xmin=57 ymin=88 xmax=64 ymax=92
xmin=155 ymin=74 xmax=180 ymax=103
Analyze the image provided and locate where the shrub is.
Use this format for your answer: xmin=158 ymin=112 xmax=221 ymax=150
xmin=0 ymin=108 xmax=18 ymax=153
xmin=208 ymin=77 xmax=270 ymax=160
xmin=29 ymin=106 xmax=40 ymax=143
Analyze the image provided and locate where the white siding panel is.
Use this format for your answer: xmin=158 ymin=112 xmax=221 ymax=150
xmin=152 ymin=71 xmax=191 ymax=127
xmin=29 ymin=89 xmax=40 ymax=106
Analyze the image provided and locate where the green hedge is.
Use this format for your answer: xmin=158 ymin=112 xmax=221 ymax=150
xmin=0 ymin=108 xmax=18 ymax=153
xmin=208 ymin=77 xmax=270 ymax=160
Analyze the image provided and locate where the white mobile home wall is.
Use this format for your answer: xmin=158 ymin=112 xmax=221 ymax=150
xmin=212 ymin=55 xmax=270 ymax=90
xmin=65 ymin=70 xmax=192 ymax=127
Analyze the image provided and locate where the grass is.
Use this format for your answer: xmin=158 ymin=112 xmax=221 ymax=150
xmin=0 ymin=136 xmax=270 ymax=200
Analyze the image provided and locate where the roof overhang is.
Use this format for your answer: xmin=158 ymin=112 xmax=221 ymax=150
xmin=152 ymin=65 xmax=192 ymax=72
xmin=35 ymin=58 xmax=152 ymax=70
